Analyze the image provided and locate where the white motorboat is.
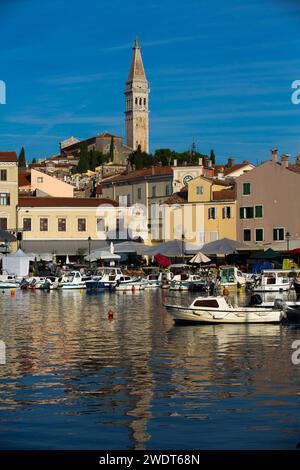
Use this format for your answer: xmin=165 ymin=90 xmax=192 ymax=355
xmin=164 ymin=296 xmax=285 ymax=324
xmin=0 ymin=274 xmax=20 ymax=289
xmin=115 ymin=279 xmax=145 ymax=291
xmin=58 ymin=271 xmax=90 ymax=289
xmin=219 ymin=266 xmax=247 ymax=287
xmin=86 ymin=267 xmax=130 ymax=290
xmin=169 ymin=274 xmax=205 ymax=291
xmin=37 ymin=277 xmax=59 ymax=290
xmin=253 ymin=269 xmax=294 ymax=292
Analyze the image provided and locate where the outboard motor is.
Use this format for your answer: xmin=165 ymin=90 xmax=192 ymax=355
xmin=249 ymin=294 xmax=263 ymax=306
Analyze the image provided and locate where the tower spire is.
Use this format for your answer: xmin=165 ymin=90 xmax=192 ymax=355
xmin=125 ymin=37 xmax=149 ymax=153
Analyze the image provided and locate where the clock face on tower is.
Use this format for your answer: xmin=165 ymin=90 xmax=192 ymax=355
xmin=183 ymin=175 xmax=193 ymax=186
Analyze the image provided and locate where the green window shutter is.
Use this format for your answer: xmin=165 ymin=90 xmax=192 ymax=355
xmin=240 ymin=207 xmax=244 ymax=219
xmin=246 ymin=207 xmax=254 ymax=218
xmin=255 ymin=205 xmax=263 ymax=218
xmin=243 ymin=183 xmax=251 ymax=195
xmin=256 ymin=229 xmax=263 ymax=242
xmin=279 ymin=228 xmax=284 ymax=240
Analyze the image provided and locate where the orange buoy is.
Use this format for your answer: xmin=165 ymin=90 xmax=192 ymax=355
xmin=108 ymin=308 xmax=114 ymax=320
xmin=131 ymin=285 xmax=136 ymax=293
xmin=11 ymin=288 xmax=15 ymax=297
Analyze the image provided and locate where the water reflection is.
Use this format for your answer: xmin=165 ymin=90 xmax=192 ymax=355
xmin=0 ymin=289 xmax=300 ymax=449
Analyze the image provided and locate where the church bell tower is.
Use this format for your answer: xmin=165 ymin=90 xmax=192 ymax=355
xmin=125 ymin=37 xmax=149 ymax=153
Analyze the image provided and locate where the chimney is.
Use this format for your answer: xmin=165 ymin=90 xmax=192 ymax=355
xmin=203 ymin=157 xmax=208 ymax=167
xmin=296 ymin=155 xmax=300 ymax=165
xmin=207 ymin=160 xmax=212 ymax=168
xmin=271 ymin=148 xmax=278 ymax=163
xmin=151 ymin=165 xmax=155 ymax=175
xmin=173 ymin=159 xmax=177 ymax=167
xmin=281 ymin=154 xmax=289 ymax=168
xmin=198 ymin=157 xmax=203 ymax=166
xmin=227 ymin=157 xmax=235 ymax=168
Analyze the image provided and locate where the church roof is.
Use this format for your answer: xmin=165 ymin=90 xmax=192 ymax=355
xmin=127 ymin=37 xmax=147 ymax=82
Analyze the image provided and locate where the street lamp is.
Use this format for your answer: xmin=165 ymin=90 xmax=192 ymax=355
xmin=286 ymin=231 xmax=291 ymax=251
xmin=181 ymin=233 xmax=185 ymax=258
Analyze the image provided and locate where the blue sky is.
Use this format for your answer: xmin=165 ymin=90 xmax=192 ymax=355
xmin=0 ymin=0 xmax=300 ymax=164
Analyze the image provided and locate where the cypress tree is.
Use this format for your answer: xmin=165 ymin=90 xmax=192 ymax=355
xmin=109 ymin=136 xmax=114 ymax=162
xmin=78 ymin=142 xmax=89 ymax=173
xmin=210 ymin=149 xmax=216 ymax=165
xmin=18 ymin=146 xmax=26 ymax=168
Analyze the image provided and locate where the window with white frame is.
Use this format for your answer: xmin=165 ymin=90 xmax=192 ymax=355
xmin=208 ymin=207 xmax=216 ymax=219
xmin=0 ymin=193 xmax=10 ymax=206
xmin=222 ymin=206 xmax=232 ymax=219
xmin=273 ymin=227 xmax=284 ymax=241
xmin=196 ymin=185 xmax=204 ymax=195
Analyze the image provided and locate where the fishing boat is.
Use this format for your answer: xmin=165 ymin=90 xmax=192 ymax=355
xmin=37 ymin=277 xmax=59 ymax=290
xmin=248 ymin=293 xmax=300 ymax=320
xmin=164 ymin=296 xmax=285 ymax=324
xmin=58 ymin=271 xmax=91 ymax=289
xmin=86 ymin=267 xmax=133 ymax=290
xmin=115 ymin=279 xmax=145 ymax=291
xmin=253 ymin=269 xmax=295 ymax=292
xmin=169 ymin=274 xmax=204 ymax=291
xmin=219 ymin=266 xmax=247 ymax=287
xmin=0 ymin=274 xmax=20 ymax=289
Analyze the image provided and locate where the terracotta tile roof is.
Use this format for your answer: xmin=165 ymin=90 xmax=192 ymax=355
xmin=163 ymin=193 xmax=187 ymax=204
xmin=18 ymin=171 xmax=31 ymax=187
xmin=0 ymin=151 xmax=18 ymax=162
xmin=18 ymin=197 xmax=118 ymax=207
xmin=102 ymin=166 xmax=173 ymax=185
xmin=97 ymin=132 xmax=121 ymax=139
xmin=212 ymin=189 xmax=236 ymax=201
xmin=288 ymin=164 xmax=300 ymax=174
xmin=224 ymin=161 xmax=250 ymax=176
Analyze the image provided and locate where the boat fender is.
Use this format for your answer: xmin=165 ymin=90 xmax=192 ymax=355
xmin=11 ymin=288 xmax=15 ymax=297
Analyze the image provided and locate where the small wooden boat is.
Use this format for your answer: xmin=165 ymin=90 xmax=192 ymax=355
xmin=164 ymin=296 xmax=285 ymax=324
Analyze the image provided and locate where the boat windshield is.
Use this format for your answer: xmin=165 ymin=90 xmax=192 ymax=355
xmin=193 ymin=299 xmax=219 ymax=308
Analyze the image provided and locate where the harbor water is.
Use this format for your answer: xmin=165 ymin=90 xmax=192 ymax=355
xmin=0 ymin=288 xmax=300 ymax=449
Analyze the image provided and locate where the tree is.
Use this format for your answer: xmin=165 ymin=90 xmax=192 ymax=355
xmin=18 ymin=146 xmax=26 ymax=168
xmin=109 ymin=137 xmax=114 ymax=162
xmin=210 ymin=149 xmax=216 ymax=165
xmin=32 ymin=158 xmax=36 ymax=164
xmin=128 ymin=145 xmax=153 ymax=169
xmin=77 ymin=142 xmax=89 ymax=173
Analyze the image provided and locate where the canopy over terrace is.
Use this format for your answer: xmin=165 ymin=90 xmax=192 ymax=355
xmin=200 ymin=238 xmax=249 ymax=255
xmin=137 ymin=239 xmax=202 ymax=257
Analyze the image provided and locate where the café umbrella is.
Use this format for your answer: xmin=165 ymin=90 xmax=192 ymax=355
xmin=189 ymin=252 xmax=211 ymax=264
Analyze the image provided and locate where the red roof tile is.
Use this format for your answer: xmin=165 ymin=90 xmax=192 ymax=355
xmin=18 ymin=171 xmax=31 ymax=187
xmin=18 ymin=197 xmax=118 ymax=207
xmin=0 ymin=151 xmax=18 ymax=162
xmin=102 ymin=166 xmax=173 ymax=185
xmin=212 ymin=189 xmax=236 ymax=201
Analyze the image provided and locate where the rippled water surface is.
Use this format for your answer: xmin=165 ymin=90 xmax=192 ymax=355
xmin=0 ymin=289 xmax=300 ymax=449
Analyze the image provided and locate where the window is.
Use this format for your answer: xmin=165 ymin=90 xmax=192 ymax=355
xmin=240 ymin=206 xmax=254 ymax=219
xmin=139 ymin=98 xmax=142 ymax=105
xmin=243 ymin=183 xmax=251 ymax=195
xmin=0 ymin=170 xmax=7 ymax=181
xmin=137 ymin=188 xmax=142 ymax=199
xmin=198 ymin=232 xmax=205 ymax=243
xmin=255 ymin=228 xmax=264 ymax=242
xmin=0 ymin=193 xmax=10 ymax=206
xmin=58 ymin=218 xmax=66 ymax=232
xmin=116 ymin=218 xmax=125 ymax=238
xmin=194 ymin=299 xmax=219 ymax=308
xmin=135 ymin=97 xmax=138 ymax=105
xmin=222 ymin=206 xmax=232 ymax=219
xmin=255 ymin=205 xmax=263 ymax=218
xmin=97 ymin=218 xmax=105 ymax=232
xmin=37 ymin=177 xmax=44 ymax=183
xmin=152 ymin=186 xmax=156 ymax=198
xmin=196 ymin=185 xmax=204 ymax=195
xmin=78 ymin=218 xmax=86 ymax=232
xmin=208 ymin=207 xmax=216 ymax=219
xmin=210 ymin=231 xmax=218 ymax=241
xmin=40 ymin=218 xmax=48 ymax=231
xmin=0 ymin=218 xmax=7 ymax=230
xmin=23 ymin=218 xmax=31 ymax=231
xmin=273 ymin=227 xmax=284 ymax=241
xmin=244 ymin=229 xmax=251 ymax=241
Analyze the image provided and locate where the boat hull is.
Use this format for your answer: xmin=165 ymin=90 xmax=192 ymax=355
xmin=164 ymin=304 xmax=284 ymax=324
